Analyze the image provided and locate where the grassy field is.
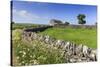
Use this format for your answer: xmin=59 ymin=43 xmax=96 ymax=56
xmin=12 ymin=23 xmax=97 ymax=48
xmin=12 ymin=23 xmax=39 ymax=30
xmin=40 ymin=27 xmax=97 ymax=48
xmin=12 ymin=23 xmax=97 ymax=65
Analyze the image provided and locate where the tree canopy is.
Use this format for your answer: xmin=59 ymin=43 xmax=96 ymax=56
xmin=77 ymin=14 xmax=86 ymax=24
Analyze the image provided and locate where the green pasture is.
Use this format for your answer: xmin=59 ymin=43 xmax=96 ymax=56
xmin=40 ymin=27 xmax=97 ymax=48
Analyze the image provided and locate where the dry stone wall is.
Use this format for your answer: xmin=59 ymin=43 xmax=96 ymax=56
xmin=22 ymin=31 xmax=97 ymax=63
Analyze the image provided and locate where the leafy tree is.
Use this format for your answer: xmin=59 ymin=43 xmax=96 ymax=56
xmin=65 ymin=22 xmax=69 ymax=25
xmin=77 ymin=14 xmax=86 ymax=24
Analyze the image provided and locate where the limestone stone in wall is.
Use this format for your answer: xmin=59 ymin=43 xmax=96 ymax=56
xmin=22 ymin=31 xmax=97 ymax=63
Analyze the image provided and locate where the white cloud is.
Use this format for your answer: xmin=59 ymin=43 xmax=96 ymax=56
xmin=18 ymin=10 xmax=28 ymax=17
xmin=13 ymin=9 xmax=40 ymax=19
xmin=12 ymin=9 xmax=49 ymax=23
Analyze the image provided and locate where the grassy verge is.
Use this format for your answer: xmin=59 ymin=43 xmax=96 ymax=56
xmin=12 ymin=29 xmax=65 ymax=66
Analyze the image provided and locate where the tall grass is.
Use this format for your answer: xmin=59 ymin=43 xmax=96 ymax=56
xmin=12 ymin=29 xmax=65 ymax=66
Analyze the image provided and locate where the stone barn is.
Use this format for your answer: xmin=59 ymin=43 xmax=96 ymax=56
xmin=49 ymin=19 xmax=63 ymax=26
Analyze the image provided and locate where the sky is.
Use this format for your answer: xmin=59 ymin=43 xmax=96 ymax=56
xmin=11 ymin=1 xmax=97 ymax=25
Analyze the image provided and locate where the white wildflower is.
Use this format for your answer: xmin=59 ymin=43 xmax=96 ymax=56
xmin=16 ymin=56 xmax=20 ymax=59
xmin=19 ymin=51 xmax=23 ymax=53
xmin=23 ymin=51 xmax=26 ymax=55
